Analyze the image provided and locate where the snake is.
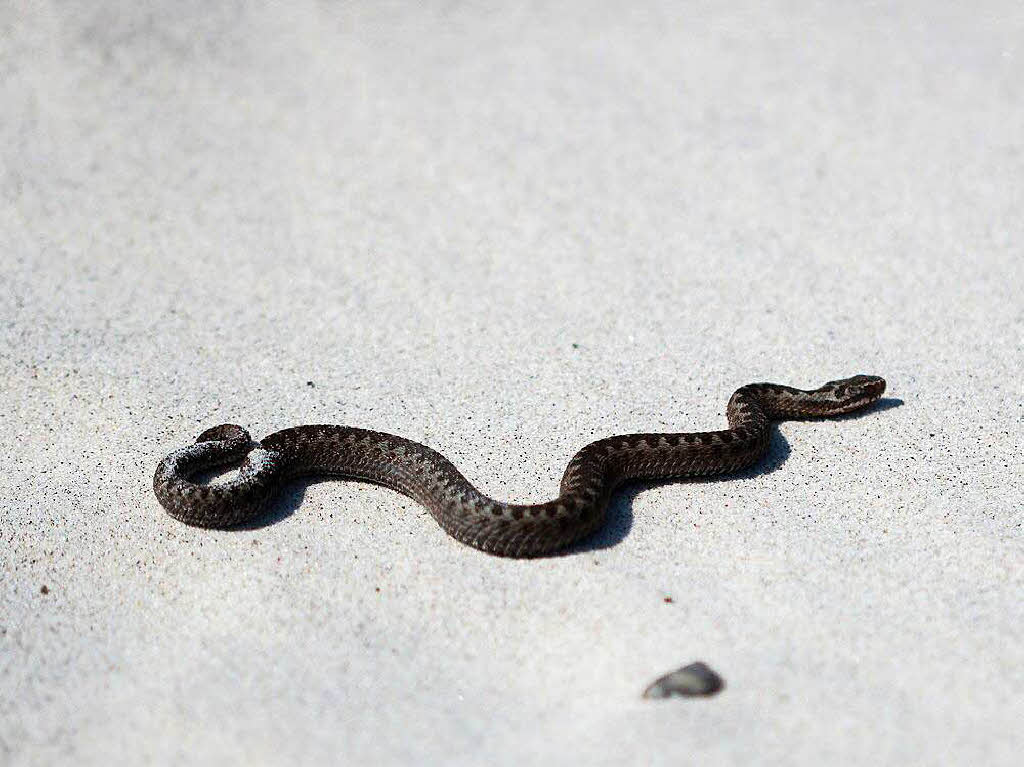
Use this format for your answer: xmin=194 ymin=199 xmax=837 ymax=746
xmin=153 ymin=375 xmax=886 ymax=557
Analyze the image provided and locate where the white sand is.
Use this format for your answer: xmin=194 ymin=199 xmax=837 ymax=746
xmin=2 ymin=3 xmax=1021 ymax=765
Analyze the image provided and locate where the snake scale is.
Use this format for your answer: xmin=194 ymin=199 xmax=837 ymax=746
xmin=154 ymin=375 xmax=886 ymax=557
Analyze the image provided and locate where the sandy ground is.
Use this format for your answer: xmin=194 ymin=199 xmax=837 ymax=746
xmin=2 ymin=2 xmax=1022 ymax=765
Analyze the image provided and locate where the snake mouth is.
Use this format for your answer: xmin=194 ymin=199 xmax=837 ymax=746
xmin=835 ymin=396 xmax=876 ymax=414
xmin=863 ymin=376 xmax=887 ymax=401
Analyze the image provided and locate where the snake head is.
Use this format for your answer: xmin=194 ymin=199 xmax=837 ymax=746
xmin=817 ymin=375 xmax=887 ymax=414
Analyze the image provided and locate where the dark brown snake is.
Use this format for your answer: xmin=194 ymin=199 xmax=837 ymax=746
xmin=154 ymin=375 xmax=886 ymax=557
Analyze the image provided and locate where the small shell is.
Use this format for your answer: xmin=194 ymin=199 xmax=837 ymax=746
xmin=642 ymin=661 xmax=724 ymax=698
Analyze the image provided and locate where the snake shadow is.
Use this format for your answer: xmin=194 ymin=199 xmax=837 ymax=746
xmin=565 ymin=396 xmax=903 ymax=557
xmin=234 ymin=478 xmax=334 ymax=530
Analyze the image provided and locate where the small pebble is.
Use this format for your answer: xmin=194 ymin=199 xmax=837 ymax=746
xmin=40 ymin=585 xmax=49 ymax=595
xmin=642 ymin=661 xmax=724 ymax=698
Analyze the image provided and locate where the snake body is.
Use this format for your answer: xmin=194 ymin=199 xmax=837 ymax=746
xmin=154 ymin=375 xmax=885 ymax=557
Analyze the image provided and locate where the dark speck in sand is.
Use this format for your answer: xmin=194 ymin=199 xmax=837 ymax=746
xmin=40 ymin=585 xmax=49 ymax=595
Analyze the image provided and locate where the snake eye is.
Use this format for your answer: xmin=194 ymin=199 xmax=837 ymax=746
xmin=833 ymin=386 xmax=848 ymax=399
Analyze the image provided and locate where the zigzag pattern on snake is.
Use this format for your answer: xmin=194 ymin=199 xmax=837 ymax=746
xmin=153 ymin=375 xmax=886 ymax=557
